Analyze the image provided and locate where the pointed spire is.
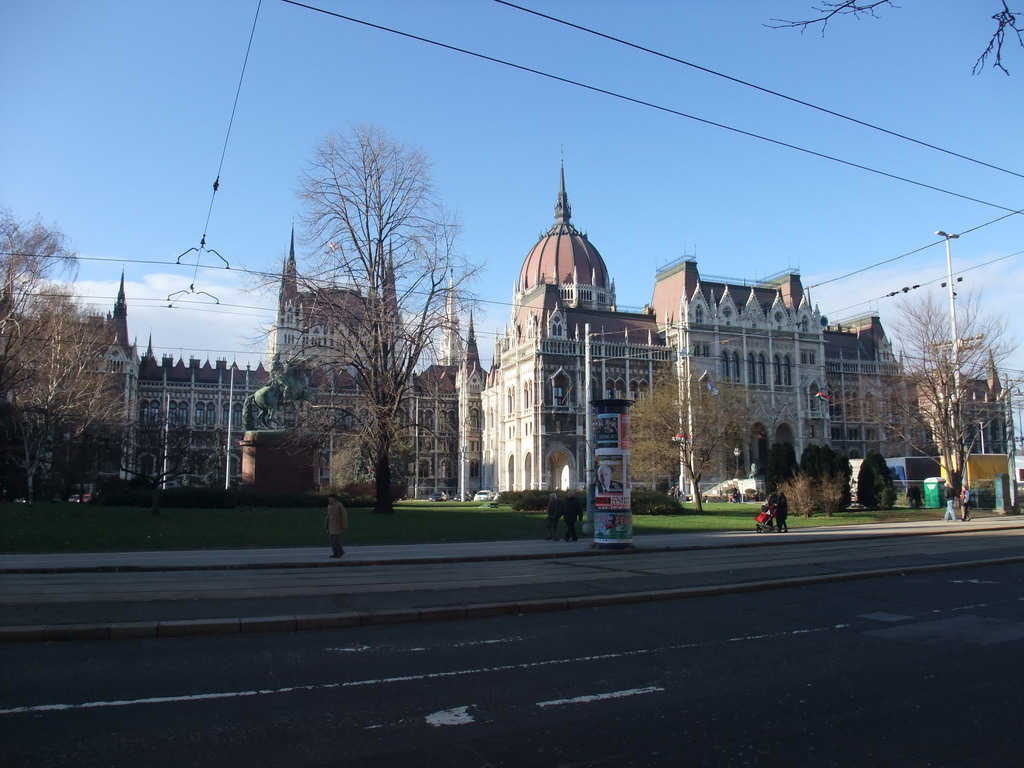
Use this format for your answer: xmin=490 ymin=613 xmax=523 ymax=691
xmin=279 ymin=227 xmax=298 ymax=308
xmin=463 ymin=311 xmax=481 ymax=371
xmin=554 ymin=157 xmax=571 ymax=226
xmin=113 ymin=269 xmax=127 ymax=319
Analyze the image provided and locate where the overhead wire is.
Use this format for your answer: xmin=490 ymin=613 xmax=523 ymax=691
xmin=492 ymin=0 xmax=1024 ymax=182
xmin=279 ymin=0 xmax=1023 ymax=216
xmin=171 ymin=0 xmax=264 ymax=305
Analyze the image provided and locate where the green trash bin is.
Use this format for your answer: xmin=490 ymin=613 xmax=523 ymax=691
xmin=923 ymin=477 xmax=945 ymax=509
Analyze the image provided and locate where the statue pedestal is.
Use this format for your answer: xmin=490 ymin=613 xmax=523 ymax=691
xmin=240 ymin=430 xmax=319 ymax=492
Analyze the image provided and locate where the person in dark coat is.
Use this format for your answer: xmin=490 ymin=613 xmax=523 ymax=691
xmin=562 ymin=490 xmax=581 ymax=541
xmin=906 ymin=484 xmax=922 ymax=509
xmin=763 ymin=490 xmax=779 ymax=531
xmin=775 ymin=491 xmax=789 ymax=532
xmin=545 ymin=493 xmax=562 ymax=540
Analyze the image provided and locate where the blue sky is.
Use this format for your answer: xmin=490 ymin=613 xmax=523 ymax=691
xmin=2 ymin=1 xmax=1022 ymax=392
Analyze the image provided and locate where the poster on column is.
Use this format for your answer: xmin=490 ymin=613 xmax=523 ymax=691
xmin=594 ymin=454 xmax=628 ymax=509
xmin=595 ymin=412 xmax=630 ymax=450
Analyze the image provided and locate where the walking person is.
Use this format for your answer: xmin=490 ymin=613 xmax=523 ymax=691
xmin=325 ymin=493 xmax=348 ymax=558
xmin=943 ymin=484 xmax=958 ymax=522
xmin=775 ymin=490 xmax=789 ymax=532
xmin=763 ymin=490 xmax=779 ymax=531
xmin=906 ymin=484 xmax=922 ymax=509
xmin=960 ymin=485 xmax=973 ymax=521
xmin=562 ymin=489 xmax=581 ymax=541
xmin=545 ymin=493 xmax=562 ymax=540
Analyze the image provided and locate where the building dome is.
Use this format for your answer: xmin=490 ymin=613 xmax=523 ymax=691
xmin=518 ymin=168 xmax=611 ymax=296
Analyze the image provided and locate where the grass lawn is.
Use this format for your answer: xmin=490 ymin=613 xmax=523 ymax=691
xmin=0 ymin=500 xmax=944 ymax=554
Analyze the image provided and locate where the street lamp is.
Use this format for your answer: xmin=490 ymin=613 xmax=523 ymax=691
xmin=733 ymin=446 xmax=741 ymax=479
xmin=936 ymin=230 xmax=963 ymax=490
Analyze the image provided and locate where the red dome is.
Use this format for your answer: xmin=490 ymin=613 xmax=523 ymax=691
xmin=518 ymin=171 xmax=610 ymax=293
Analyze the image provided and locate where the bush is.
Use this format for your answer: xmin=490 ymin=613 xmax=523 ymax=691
xmin=95 ymin=487 xmax=374 ymax=509
xmin=499 ymin=490 xmax=556 ymax=512
xmin=630 ymin=488 xmax=683 ymax=515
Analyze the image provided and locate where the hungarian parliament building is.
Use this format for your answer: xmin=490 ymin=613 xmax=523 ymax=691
xmin=99 ymin=172 xmax=1007 ymax=497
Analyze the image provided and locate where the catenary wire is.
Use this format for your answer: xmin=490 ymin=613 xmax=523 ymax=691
xmin=492 ymin=0 xmax=1024 ymax=181
xmin=279 ymin=0 xmax=1023 ymax=216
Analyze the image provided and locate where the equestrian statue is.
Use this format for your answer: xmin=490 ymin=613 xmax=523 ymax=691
xmin=242 ymin=359 xmax=315 ymax=431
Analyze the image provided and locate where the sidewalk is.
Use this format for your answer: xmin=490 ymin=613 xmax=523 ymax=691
xmin=2 ymin=513 xmax=1021 ymax=643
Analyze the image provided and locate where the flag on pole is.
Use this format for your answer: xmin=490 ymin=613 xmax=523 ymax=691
xmin=698 ymin=369 xmax=719 ymax=395
xmin=814 ymin=392 xmax=831 ymax=402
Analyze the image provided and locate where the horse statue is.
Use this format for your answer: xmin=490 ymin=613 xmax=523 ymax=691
xmin=242 ymin=361 xmax=315 ymax=431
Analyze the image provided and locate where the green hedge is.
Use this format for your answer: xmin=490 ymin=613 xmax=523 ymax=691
xmin=498 ymin=490 xmax=557 ymax=511
xmin=94 ymin=486 xmax=372 ymax=509
xmin=630 ymin=488 xmax=684 ymax=515
xmin=497 ymin=488 xmax=682 ymax=516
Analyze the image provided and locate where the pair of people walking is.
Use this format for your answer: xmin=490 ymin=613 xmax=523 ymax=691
xmin=545 ymin=490 xmax=581 ymax=541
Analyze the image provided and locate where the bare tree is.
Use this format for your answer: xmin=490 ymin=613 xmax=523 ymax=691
xmin=123 ymin=418 xmax=199 ymax=515
xmin=0 ymin=210 xmax=78 ymax=394
xmin=298 ymin=124 xmax=476 ymax=513
xmin=4 ymin=292 xmax=123 ymax=504
xmin=630 ymin=368 xmax=749 ymax=512
xmin=768 ymin=1 xmax=1023 ymax=74
xmin=886 ymin=291 xmax=1016 ymax=497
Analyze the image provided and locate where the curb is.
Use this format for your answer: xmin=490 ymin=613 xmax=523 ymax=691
xmin=3 ymin=521 xmax=1021 ymax=575
xmin=4 ymin=553 xmax=1022 ymax=644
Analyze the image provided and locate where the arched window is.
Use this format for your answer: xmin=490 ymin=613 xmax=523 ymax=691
xmin=747 ymin=353 xmax=756 ymax=384
xmin=139 ymin=402 xmax=150 ymax=426
xmin=552 ymin=373 xmax=571 ymax=405
xmin=469 ymin=460 xmax=480 ymax=479
xmin=695 ymin=306 xmax=704 ymax=324
xmin=720 ymin=352 xmax=730 ymax=381
xmin=523 ymin=383 xmax=531 ymax=409
xmin=168 ymin=401 xmax=178 ymax=426
xmin=731 ymin=352 xmax=739 ymax=382
xmin=469 ymin=408 xmax=480 ymax=430
xmin=773 ymin=355 xmax=782 ymax=385
xmin=783 ymin=356 xmax=792 ymax=386
xmin=178 ymin=402 xmax=189 ymax=426
xmin=232 ymin=402 xmax=242 ymax=427
xmin=222 ymin=403 xmax=229 ymax=426
xmin=757 ymin=354 xmax=767 ymax=385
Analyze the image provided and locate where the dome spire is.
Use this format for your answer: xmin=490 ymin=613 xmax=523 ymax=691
xmin=554 ymin=157 xmax=571 ymax=226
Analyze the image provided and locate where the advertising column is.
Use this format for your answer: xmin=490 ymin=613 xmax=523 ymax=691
xmin=592 ymin=398 xmax=634 ymax=548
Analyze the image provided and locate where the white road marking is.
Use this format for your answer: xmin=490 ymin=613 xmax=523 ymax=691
xmin=325 ymin=636 xmax=528 ymax=654
xmin=0 ymin=624 xmax=848 ymax=716
xmin=537 ymin=686 xmax=664 ymax=708
xmin=425 ymin=705 xmax=474 ymax=726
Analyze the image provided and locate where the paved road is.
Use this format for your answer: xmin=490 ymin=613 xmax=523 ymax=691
xmin=2 ymin=515 xmax=1022 ymax=642
xmin=4 ymin=560 xmax=1024 ymax=767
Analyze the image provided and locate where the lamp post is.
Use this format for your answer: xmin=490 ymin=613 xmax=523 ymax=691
xmin=936 ymin=230 xmax=962 ymax=491
xmin=733 ymin=446 xmax=741 ymax=479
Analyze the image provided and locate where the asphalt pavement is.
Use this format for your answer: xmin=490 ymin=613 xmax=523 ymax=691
xmin=2 ymin=511 xmax=1022 ymax=643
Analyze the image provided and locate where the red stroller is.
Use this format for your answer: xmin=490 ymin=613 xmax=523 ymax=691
xmin=755 ymin=504 xmax=777 ymax=533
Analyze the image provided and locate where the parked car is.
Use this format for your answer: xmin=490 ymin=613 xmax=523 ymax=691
xmin=427 ymin=492 xmax=446 ymax=502
xmin=473 ymin=490 xmax=496 ymax=501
